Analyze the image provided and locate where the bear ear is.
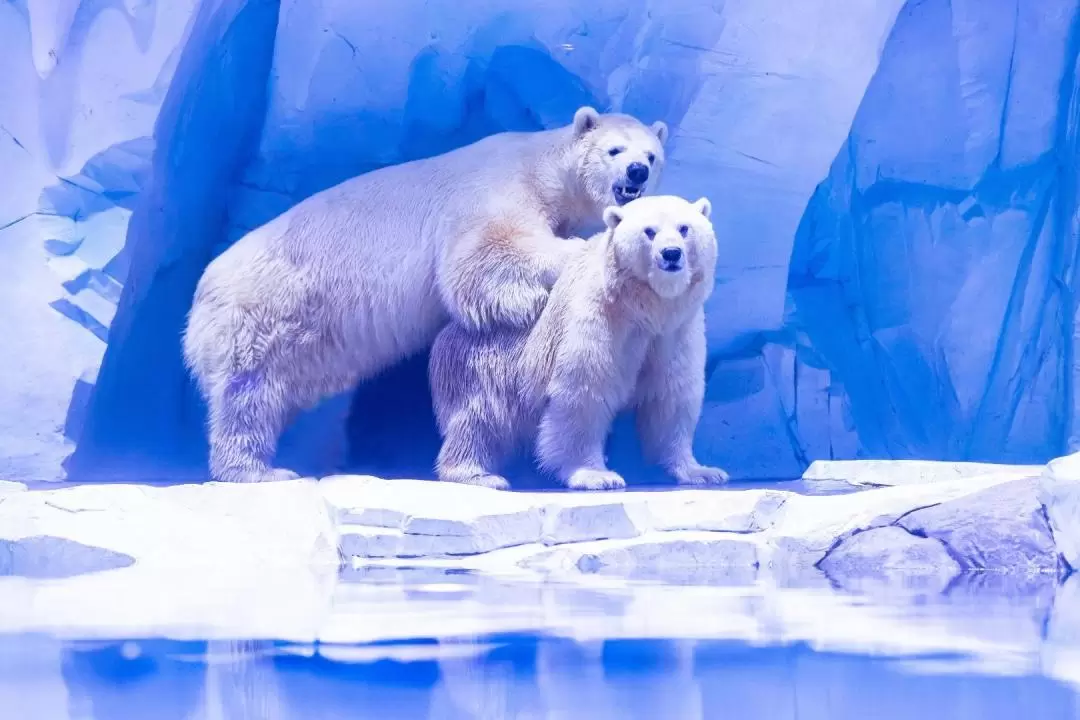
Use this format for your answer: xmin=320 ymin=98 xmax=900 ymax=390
xmin=603 ymin=206 xmax=624 ymax=229
xmin=573 ymin=106 xmax=600 ymax=136
xmin=651 ymin=120 xmax=669 ymax=145
xmin=692 ymin=197 xmax=712 ymax=219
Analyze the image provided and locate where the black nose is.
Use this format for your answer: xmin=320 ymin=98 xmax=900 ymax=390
xmin=626 ymin=162 xmax=649 ymax=185
xmin=660 ymin=247 xmax=683 ymax=264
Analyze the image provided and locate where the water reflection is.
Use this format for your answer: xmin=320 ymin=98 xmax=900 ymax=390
xmin=2 ymin=633 xmax=1076 ymax=719
xmin=2 ymin=570 xmax=1080 ymax=719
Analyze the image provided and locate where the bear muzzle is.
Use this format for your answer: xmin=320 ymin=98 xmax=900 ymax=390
xmin=657 ymin=245 xmax=685 ymax=273
xmin=612 ymin=162 xmax=651 ymax=205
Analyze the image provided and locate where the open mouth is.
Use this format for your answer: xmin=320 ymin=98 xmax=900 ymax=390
xmin=658 ymin=259 xmax=684 ymax=273
xmin=613 ymin=184 xmax=645 ymax=205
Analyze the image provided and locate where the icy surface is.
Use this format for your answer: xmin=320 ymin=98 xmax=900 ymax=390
xmin=0 ymin=459 xmax=1077 ymax=702
xmin=1042 ymin=450 xmax=1080 ymax=570
xmin=803 ymin=459 xmax=1043 ymax=488
xmin=0 ymin=481 xmax=27 ymax=497
xmin=2 ymin=1 xmax=1079 ymax=481
xmin=0 ymin=460 xmax=1070 ymax=590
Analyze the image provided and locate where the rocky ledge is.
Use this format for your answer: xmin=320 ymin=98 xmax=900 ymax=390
xmin=327 ymin=463 xmax=1077 ymax=591
xmin=0 ymin=458 xmax=1077 ymax=592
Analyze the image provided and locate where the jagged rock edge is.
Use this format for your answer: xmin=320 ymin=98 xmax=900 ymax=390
xmin=1037 ymin=500 xmax=1074 ymax=579
xmin=812 ymin=499 xmax=947 ymax=573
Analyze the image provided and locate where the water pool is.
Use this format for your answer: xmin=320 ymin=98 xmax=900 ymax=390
xmin=3 ymin=568 xmax=1077 ymax=719
xmin=3 ymin=633 xmax=1078 ymax=719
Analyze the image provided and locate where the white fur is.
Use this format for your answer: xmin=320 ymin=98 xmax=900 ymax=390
xmin=429 ymin=195 xmax=729 ymax=491
xmin=183 ymin=108 xmax=667 ymax=483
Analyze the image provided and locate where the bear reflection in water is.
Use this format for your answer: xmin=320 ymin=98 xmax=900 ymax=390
xmin=6 ymin=635 xmax=1072 ymax=719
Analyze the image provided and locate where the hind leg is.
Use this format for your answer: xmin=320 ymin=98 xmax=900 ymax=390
xmin=435 ymin=410 xmax=511 ymax=490
xmin=429 ymin=323 xmax=519 ymax=490
xmin=207 ymin=369 xmax=300 ymax=483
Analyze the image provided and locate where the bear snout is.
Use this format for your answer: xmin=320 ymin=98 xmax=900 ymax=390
xmin=658 ymin=245 xmax=684 ymax=272
xmin=612 ymin=163 xmax=650 ymax=205
xmin=626 ymin=162 xmax=650 ymax=186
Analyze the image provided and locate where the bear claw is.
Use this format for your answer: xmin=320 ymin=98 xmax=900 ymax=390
xmin=444 ymin=473 xmax=511 ymax=491
xmin=565 ymin=469 xmax=626 ymax=491
xmin=220 ymin=468 xmax=301 ymax=484
xmin=674 ymin=464 xmax=730 ymax=486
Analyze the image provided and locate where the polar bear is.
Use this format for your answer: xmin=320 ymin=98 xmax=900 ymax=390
xmin=183 ymin=107 xmax=668 ymax=483
xmin=428 ymin=194 xmax=729 ymax=491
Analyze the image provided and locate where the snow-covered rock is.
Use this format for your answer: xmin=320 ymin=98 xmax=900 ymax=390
xmin=0 ymin=461 xmax=1077 ymax=693
xmin=325 ymin=470 xmax=1066 ymax=593
xmin=1041 ymin=451 xmax=1080 ymax=571
xmin=818 ymin=526 xmax=961 ymax=594
xmin=803 ymin=459 xmax=1043 ymax=488
xmin=761 ymin=473 xmax=1023 ymax=574
xmin=0 ymin=536 xmax=135 ymax=579
xmin=0 ymin=480 xmax=338 ymax=570
xmin=0 ymin=480 xmax=26 ymax=497
xmin=0 ymin=478 xmax=340 ymax=642
xmin=898 ymin=478 xmax=1059 ymax=573
xmin=0 ymin=465 xmax=1065 ymax=588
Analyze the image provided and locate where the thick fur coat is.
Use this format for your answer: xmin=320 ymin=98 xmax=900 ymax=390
xmin=430 ymin=195 xmax=729 ymax=491
xmin=183 ymin=107 xmax=668 ymax=483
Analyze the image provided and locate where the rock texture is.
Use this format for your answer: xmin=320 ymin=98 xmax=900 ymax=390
xmin=818 ymin=526 xmax=961 ymax=594
xmin=803 ymin=459 xmax=1043 ymax=488
xmin=0 ymin=479 xmax=341 ymax=640
xmin=1042 ymin=452 xmax=1080 ymax=571
xmin=898 ymin=479 xmax=1059 ymax=573
xmin=0 ymin=459 xmax=1077 ymax=662
xmin=327 ymin=470 xmax=1071 ymax=589
xmin=0 ymin=462 xmax=1073 ymax=587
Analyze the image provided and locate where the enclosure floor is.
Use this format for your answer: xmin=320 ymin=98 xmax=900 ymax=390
xmin=1 ymin=458 xmax=1077 ymax=646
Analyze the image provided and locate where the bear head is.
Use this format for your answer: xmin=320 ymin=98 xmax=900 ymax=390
xmin=571 ymin=106 xmax=668 ymax=212
xmin=602 ymin=195 xmax=716 ymax=300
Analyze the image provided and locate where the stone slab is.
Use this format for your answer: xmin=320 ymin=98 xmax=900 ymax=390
xmin=0 ymin=460 xmax=1071 ymax=592
xmin=803 ymin=459 xmax=1043 ymax=488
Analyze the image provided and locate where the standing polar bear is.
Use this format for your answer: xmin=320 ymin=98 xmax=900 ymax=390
xmin=429 ymin=195 xmax=729 ymax=491
xmin=183 ymin=107 xmax=668 ymax=483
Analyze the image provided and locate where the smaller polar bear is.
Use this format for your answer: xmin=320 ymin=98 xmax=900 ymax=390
xmin=429 ymin=195 xmax=729 ymax=491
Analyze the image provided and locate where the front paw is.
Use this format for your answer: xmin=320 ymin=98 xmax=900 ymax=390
xmin=565 ymin=468 xmax=626 ymax=491
xmin=673 ymin=463 xmax=730 ymax=486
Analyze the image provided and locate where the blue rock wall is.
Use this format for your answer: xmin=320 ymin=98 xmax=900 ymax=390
xmin=789 ymin=0 xmax=1080 ymax=467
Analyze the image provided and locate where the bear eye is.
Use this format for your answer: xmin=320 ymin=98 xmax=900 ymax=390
xmin=647 ymin=152 xmax=656 ymax=164
xmin=644 ymin=227 xmax=656 ymax=240
xmin=608 ymin=147 xmax=625 ymax=157
xmin=678 ymin=225 xmax=689 ymax=237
